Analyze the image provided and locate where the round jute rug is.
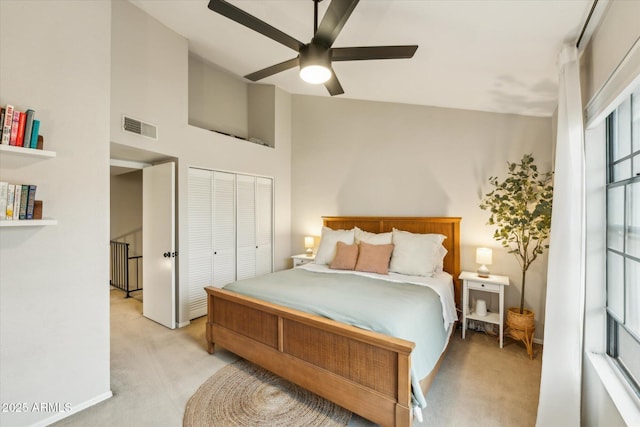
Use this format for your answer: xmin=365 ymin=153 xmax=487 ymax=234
xmin=183 ymin=359 xmax=352 ymax=427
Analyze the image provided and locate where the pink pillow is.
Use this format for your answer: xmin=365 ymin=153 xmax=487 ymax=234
xmin=329 ymin=241 xmax=359 ymax=270
xmin=355 ymin=241 xmax=394 ymax=275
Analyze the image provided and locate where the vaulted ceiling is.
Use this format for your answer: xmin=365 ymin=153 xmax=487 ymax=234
xmin=130 ymin=0 xmax=592 ymax=117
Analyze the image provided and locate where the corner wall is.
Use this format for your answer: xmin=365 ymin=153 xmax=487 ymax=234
xmin=0 ymin=1 xmax=111 ymax=426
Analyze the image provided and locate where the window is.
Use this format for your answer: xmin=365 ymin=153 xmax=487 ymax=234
xmin=606 ymin=85 xmax=640 ymax=397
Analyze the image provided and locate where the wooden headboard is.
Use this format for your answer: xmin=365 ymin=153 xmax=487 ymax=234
xmin=323 ymin=216 xmax=462 ymax=309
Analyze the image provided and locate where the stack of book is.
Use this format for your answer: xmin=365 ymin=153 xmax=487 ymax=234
xmin=0 ymin=104 xmax=41 ymax=148
xmin=0 ymin=182 xmax=39 ymax=220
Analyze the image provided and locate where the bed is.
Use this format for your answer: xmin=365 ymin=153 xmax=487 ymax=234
xmin=205 ymin=216 xmax=461 ymax=427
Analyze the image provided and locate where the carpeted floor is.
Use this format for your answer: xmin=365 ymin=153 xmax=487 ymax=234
xmin=54 ymin=289 xmax=542 ymax=427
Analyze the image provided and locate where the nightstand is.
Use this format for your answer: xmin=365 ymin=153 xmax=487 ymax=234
xmin=459 ymin=271 xmax=510 ymax=348
xmin=291 ymin=254 xmax=315 ymax=267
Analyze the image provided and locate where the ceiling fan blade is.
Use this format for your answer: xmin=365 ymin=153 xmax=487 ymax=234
xmin=324 ymin=68 xmax=344 ymax=96
xmin=244 ymin=57 xmax=300 ymax=82
xmin=331 ymin=45 xmax=418 ymax=61
xmin=313 ymin=0 xmax=359 ymax=47
xmin=208 ymin=0 xmax=304 ymax=52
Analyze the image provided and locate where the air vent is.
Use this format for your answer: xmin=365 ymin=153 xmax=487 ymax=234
xmin=122 ymin=115 xmax=158 ymax=140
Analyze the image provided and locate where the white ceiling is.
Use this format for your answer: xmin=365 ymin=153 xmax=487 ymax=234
xmin=130 ymin=0 xmax=592 ymax=117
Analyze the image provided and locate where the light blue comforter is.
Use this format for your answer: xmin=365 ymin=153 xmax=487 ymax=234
xmin=224 ymin=267 xmax=448 ymax=408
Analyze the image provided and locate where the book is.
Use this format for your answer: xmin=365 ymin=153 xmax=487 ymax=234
xmin=12 ymin=184 xmax=21 ymax=219
xmin=16 ymin=112 xmax=26 ymax=147
xmin=6 ymin=184 xmax=15 ymax=219
xmin=30 ymin=120 xmax=40 ymax=149
xmin=23 ymin=109 xmax=35 ymax=147
xmin=25 ymin=185 xmax=37 ymax=219
xmin=2 ymin=105 xmax=14 ymax=145
xmin=18 ymin=185 xmax=29 ymax=219
xmin=0 ymin=182 xmax=7 ymax=220
xmin=33 ymin=200 xmax=43 ymax=220
xmin=9 ymin=110 xmax=20 ymax=145
xmin=0 ymin=108 xmax=4 ymax=142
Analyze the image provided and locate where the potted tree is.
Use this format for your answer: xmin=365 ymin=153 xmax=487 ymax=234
xmin=479 ymin=153 xmax=553 ymax=358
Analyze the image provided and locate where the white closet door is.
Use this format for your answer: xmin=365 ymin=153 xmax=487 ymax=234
xmin=213 ymin=171 xmax=236 ymax=287
xmin=236 ymin=174 xmax=256 ymax=280
xmin=187 ymin=168 xmax=213 ymax=319
xmin=256 ymin=177 xmax=273 ymax=276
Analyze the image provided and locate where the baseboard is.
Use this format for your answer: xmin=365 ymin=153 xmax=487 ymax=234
xmin=29 ymin=390 xmax=112 ymax=427
xmin=176 ymin=320 xmax=190 ymax=328
xmin=534 ymin=338 xmax=544 ymax=345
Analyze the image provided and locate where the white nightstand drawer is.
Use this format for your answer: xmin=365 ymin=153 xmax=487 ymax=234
xmin=291 ymin=254 xmax=315 ymax=267
xmin=468 ymin=281 xmax=501 ymax=292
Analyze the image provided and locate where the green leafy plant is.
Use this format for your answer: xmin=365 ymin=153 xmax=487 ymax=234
xmin=479 ymin=154 xmax=553 ymax=314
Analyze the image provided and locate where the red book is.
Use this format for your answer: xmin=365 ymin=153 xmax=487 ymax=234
xmin=9 ymin=110 xmax=19 ymax=145
xmin=16 ymin=112 xmax=26 ymax=147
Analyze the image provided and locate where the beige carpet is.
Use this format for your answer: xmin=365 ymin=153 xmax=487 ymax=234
xmin=54 ymin=289 xmax=541 ymax=427
xmin=184 ymin=358 xmax=351 ymax=426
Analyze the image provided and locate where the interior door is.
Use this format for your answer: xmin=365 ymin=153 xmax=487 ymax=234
xmin=142 ymin=162 xmax=176 ymax=329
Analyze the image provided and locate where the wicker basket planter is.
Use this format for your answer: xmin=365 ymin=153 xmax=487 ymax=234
xmin=506 ymin=307 xmax=535 ymax=359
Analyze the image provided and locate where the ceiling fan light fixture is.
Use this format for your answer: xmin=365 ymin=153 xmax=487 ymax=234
xmin=299 ymin=44 xmax=331 ymax=84
xmin=300 ymin=65 xmax=331 ymax=84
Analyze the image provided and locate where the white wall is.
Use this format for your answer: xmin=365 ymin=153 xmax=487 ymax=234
xmin=188 ymin=54 xmax=249 ymax=138
xmin=0 ymin=1 xmax=111 ymax=426
xmin=290 ymin=95 xmax=552 ymax=339
xmin=111 ymin=0 xmax=292 ymax=326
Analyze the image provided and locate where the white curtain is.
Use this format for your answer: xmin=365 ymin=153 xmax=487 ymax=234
xmin=536 ymin=45 xmax=586 ymax=426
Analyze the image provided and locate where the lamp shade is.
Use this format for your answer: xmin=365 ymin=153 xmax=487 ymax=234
xmin=299 ymin=44 xmax=331 ymax=84
xmin=304 ymin=236 xmax=314 ymax=255
xmin=476 ymin=247 xmax=493 ymax=265
xmin=304 ymin=236 xmax=314 ymax=249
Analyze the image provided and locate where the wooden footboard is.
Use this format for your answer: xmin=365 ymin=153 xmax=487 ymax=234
xmin=206 ymin=286 xmax=415 ymax=427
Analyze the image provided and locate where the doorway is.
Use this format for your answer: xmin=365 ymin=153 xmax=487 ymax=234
xmin=109 ymin=143 xmax=177 ymax=329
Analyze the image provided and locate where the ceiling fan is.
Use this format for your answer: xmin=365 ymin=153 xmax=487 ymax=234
xmin=207 ymin=0 xmax=418 ymax=96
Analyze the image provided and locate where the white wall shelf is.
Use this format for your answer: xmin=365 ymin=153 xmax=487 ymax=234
xmin=0 ymin=218 xmax=57 ymax=227
xmin=0 ymin=144 xmax=56 ymax=158
xmin=1 ymin=144 xmax=57 ymax=223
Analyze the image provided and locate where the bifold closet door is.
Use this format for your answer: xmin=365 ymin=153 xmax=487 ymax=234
xmin=256 ymin=177 xmax=273 ymax=276
xmin=187 ymin=169 xmax=272 ymax=320
xmin=187 ymin=168 xmax=213 ymax=319
xmin=236 ymin=174 xmax=257 ymax=280
xmin=212 ymin=171 xmax=236 ymax=288
xmin=236 ymin=175 xmax=273 ymax=280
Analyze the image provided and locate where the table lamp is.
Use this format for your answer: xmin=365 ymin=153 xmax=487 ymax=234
xmin=304 ymin=236 xmax=314 ymax=255
xmin=476 ymin=247 xmax=492 ymax=278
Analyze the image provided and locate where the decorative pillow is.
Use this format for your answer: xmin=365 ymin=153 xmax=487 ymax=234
xmin=314 ymin=227 xmax=355 ymax=265
xmin=329 ymin=241 xmax=359 ymax=270
xmin=355 ymin=241 xmax=394 ymax=275
xmin=354 ymin=227 xmax=393 ymax=245
xmin=389 ymin=229 xmax=446 ymax=276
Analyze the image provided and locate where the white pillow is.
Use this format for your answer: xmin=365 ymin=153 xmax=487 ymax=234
xmin=354 ymin=227 xmax=393 ymax=245
xmin=389 ymin=229 xmax=447 ymax=276
xmin=314 ymin=227 xmax=355 ymax=265
xmin=435 ymin=246 xmax=448 ymax=272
